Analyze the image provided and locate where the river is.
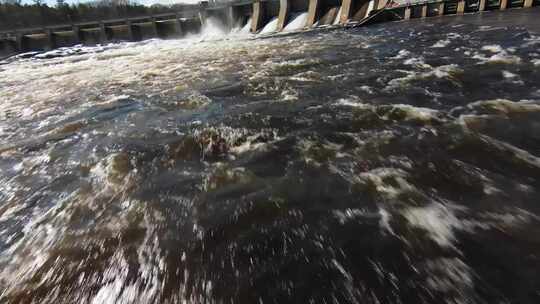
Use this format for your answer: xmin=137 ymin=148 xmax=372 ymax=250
xmin=1 ymin=7 xmax=540 ymax=304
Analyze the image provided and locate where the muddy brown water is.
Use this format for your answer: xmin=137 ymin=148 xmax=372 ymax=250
xmin=1 ymin=7 xmax=540 ymax=304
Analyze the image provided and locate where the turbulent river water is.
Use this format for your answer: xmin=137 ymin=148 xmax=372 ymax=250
xmin=1 ymin=7 xmax=540 ymax=304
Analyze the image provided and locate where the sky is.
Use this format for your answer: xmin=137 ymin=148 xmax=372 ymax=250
xmin=21 ymin=0 xmax=199 ymax=6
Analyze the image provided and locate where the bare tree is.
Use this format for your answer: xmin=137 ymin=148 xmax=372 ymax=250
xmin=2 ymin=0 xmax=22 ymax=4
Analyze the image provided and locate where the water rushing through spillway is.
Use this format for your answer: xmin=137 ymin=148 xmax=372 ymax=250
xmin=1 ymin=7 xmax=540 ymax=304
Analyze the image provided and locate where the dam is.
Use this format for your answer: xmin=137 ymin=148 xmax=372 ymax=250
xmin=0 ymin=0 xmax=539 ymax=57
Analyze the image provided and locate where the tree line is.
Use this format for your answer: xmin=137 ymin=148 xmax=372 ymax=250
xmin=0 ymin=0 xmax=200 ymax=31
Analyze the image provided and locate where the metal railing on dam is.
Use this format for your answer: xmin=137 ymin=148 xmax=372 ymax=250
xmin=0 ymin=0 xmax=538 ymax=57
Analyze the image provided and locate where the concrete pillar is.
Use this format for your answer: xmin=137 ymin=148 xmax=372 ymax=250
xmin=479 ymin=0 xmax=487 ymax=11
xmin=251 ymin=1 xmax=265 ymax=33
xmin=404 ymin=7 xmax=411 ymax=20
xmin=421 ymin=4 xmax=428 ymax=17
xmin=306 ymin=0 xmax=320 ymax=28
xmin=72 ymin=25 xmax=83 ymax=44
xmin=199 ymin=0 xmax=208 ymax=26
xmin=438 ymin=2 xmax=445 ymax=15
xmin=372 ymin=0 xmax=379 ymax=11
xmin=318 ymin=6 xmax=340 ymax=24
xmin=175 ymin=13 xmax=183 ymax=36
xmin=150 ymin=17 xmax=159 ymax=37
xmin=277 ymin=0 xmax=290 ymax=31
xmin=500 ymin=0 xmax=508 ymax=9
xmin=457 ymin=0 xmax=465 ymax=14
xmin=338 ymin=0 xmax=371 ymax=22
xmin=226 ymin=6 xmax=235 ymax=31
xmin=340 ymin=0 xmax=354 ymax=23
xmin=199 ymin=10 xmax=207 ymax=26
xmin=44 ymin=28 xmax=55 ymax=50
xmin=524 ymin=0 xmax=533 ymax=6
xmin=16 ymin=32 xmax=25 ymax=52
xmin=99 ymin=22 xmax=108 ymax=44
xmin=353 ymin=1 xmax=371 ymax=20
xmin=377 ymin=0 xmax=388 ymax=9
xmin=125 ymin=20 xmax=134 ymax=41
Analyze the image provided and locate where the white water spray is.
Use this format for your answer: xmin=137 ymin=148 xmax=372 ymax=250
xmin=334 ymin=6 xmax=343 ymax=25
xmin=199 ymin=17 xmax=229 ymax=40
xmin=240 ymin=17 xmax=252 ymax=34
xmin=260 ymin=17 xmax=278 ymax=35
xmin=283 ymin=12 xmax=309 ymax=32
xmin=366 ymin=0 xmax=375 ymax=17
xmin=229 ymin=17 xmax=253 ymax=36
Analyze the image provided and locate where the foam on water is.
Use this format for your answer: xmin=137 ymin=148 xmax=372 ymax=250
xmin=431 ymin=39 xmax=451 ymax=48
xmin=404 ymin=202 xmax=461 ymax=248
xmin=384 ymin=64 xmax=463 ymax=91
xmin=473 ymin=45 xmax=522 ymax=64
xmin=391 ymin=49 xmax=411 ymax=59
xmin=481 ymin=44 xmax=503 ymax=53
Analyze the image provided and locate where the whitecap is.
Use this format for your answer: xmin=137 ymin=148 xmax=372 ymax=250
xmin=391 ymin=49 xmax=411 ymax=59
xmin=404 ymin=202 xmax=461 ymax=248
xmin=403 ymin=57 xmax=431 ymax=68
xmin=431 ymin=39 xmax=451 ymax=48
xmin=333 ymin=98 xmax=370 ymax=108
xmin=481 ymin=44 xmax=503 ymax=53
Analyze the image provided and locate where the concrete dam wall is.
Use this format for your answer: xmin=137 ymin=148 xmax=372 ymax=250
xmin=0 ymin=0 xmax=538 ymax=58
